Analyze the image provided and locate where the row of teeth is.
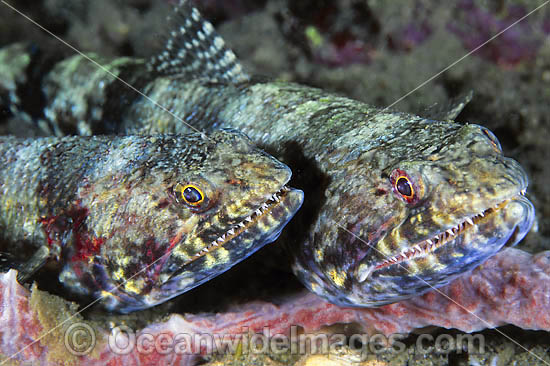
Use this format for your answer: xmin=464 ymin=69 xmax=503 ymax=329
xmin=376 ymin=199 xmax=512 ymax=269
xmin=192 ymin=186 xmax=290 ymax=258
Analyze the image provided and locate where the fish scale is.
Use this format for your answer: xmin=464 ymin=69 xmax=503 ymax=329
xmin=0 ymin=0 xmax=535 ymax=308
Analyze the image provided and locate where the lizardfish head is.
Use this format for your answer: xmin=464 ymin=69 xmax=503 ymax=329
xmin=293 ymin=120 xmax=534 ymax=307
xmin=59 ymin=130 xmax=303 ymax=312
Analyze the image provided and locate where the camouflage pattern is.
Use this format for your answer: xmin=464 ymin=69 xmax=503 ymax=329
xmin=0 ymin=131 xmax=303 ymax=312
xmin=0 ymin=1 xmax=535 ymax=307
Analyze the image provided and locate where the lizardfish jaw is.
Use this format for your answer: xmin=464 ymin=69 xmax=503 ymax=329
xmin=98 ymin=187 xmax=303 ymax=313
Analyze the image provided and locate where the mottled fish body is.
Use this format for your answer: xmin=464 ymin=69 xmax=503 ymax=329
xmin=0 ymin=1 xmax=535 ymax=307
xmin=0 ymin=131 xmax=304 ymax=312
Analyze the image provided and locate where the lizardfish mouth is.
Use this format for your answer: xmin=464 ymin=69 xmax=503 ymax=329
xmin=158 ymin=185 xmax=303 ymax=298
xmin=351 ymin=191 xmax=534 ymax=306
xmin=188 ymin=185 xmax=297 ymax=261
xmin=371 ymin=191 xmax=534 ymax=273
xmin=106 ymin=184 xmax=304 ymax=313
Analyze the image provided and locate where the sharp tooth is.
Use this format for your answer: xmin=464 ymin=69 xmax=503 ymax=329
xmin=246 ymin=216 xmax=253 ymax=222
xmin=274 ymin=195 xmax=280 ymax=202
xmin=255 ymin=209 xmax=262 ymax=216
xmin=261 ymin=203 xmax=269 ymax=210
xmin=217 ymin=237 xmax=224 ymax=243
xmin=426 ymin=239 xmax=433 ymax=245
xmin=446 ymin=229 xmax=454 ymax=237
xmin=227 ymin=229 xmax=235 ymax=236
xmin=212 ymin=242 xmax=219 ymax=247
xmin=414 ymin=245 xmax=422 ymax=253
xmin=357 ymin=265 xmax=375 ymax=283
xmin=479 ymin=212 xmax=484 ymax=217
xmin=466 ymin=217 xmax=474 ymax=226
xmin=238 ymin=222 xmax=246 ymax=228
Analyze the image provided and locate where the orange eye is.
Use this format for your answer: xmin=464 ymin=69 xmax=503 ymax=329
xmin=175 ymin=183 xmax=205 ymax=207
xmin=390 ymin=169 xmax=419 ymax=204
xmin=396 ymin=176 xmax=414 ymax=199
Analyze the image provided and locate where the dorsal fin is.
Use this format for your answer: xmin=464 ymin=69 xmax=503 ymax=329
xmin=147 ymin=0 xmax=250 ymax=84
xmin=421 ymin=90 xmax=474 ymax=121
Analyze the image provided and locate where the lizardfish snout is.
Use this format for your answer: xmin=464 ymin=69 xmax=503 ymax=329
xmin=344 ymin=125 xmax=536 ymax=306
xmin=105 ymin=187 xmax=304 ymax=313
xmin=502 ymin=194 xmax=535 ymax=248
xmin=291 ymin=121 xmax=535 ymax=308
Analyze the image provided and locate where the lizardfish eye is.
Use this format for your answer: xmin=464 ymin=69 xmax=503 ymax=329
xmin=174 ymin=183 xmax=207 ymax=208
xmin=396 ymin=176 xmax=413 ymax=198
xmin=390 ymin=169 xmax=419 ymax=204
xmin=481 ymin=127 xmax=502 ymax=152
xmin=183 ymin=185 xmax=204 ymax=204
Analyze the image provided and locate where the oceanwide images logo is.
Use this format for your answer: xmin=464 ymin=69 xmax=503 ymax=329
xmin=65 ymin=323 xmax=485 ymax=359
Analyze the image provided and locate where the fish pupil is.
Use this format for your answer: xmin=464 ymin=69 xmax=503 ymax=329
xmin=183 ymin=187 xmax=202 ymax=203
xmin=396 ymin=177 xmax=412 ymax=197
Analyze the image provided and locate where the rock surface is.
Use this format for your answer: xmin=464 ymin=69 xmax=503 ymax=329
xmin=2 ymin=248 xmax=550 ymax=365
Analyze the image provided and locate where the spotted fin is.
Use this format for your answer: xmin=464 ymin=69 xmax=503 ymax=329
xmin=147 ymin=0 xmax=249 ymax=84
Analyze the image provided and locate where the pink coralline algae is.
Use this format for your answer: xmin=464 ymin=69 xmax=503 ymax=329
xmin=448 ymin=0 xmax=543 ymax=66
xmin=1 ymin=248 xmax=550 ymax=365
